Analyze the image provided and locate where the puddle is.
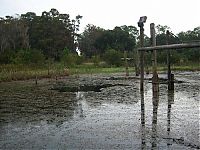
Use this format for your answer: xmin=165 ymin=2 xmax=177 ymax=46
xmin=0 ymin=72 xmax=199 ymax=149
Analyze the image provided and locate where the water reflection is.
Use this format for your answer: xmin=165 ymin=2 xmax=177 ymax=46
xmin=140 ymin=91 xmax=146 ymax=149
xmin=75 ymin=92 xmax=87 ymax=118
xmin=151 ymin=89 xmax=159 ymax=150
xmin=141 ymin=84 xmax=175 ymax=149
xmin=167 ymin=90 xmax=174 ymax=148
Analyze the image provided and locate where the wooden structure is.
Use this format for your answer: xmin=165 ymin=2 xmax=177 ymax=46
xmin=138 ymin=23 xmax=200 ymax=91
xmin=138 ymin=42 xmax=200 ymax=51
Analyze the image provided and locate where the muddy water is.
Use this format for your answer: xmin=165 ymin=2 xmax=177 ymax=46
xmin=0 ymin=72 xmax=199 ymax=149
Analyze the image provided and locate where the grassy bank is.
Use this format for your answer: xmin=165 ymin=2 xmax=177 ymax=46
xmin=0 ymin=63 xmax=199 ymax=82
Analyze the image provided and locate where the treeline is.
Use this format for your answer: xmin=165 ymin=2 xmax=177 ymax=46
xmin=0 ymin=8 xmax=82 ymax=64
xmin=0 ymin=8 xmax=199 ymax=66
xmin=79 ymin=24 xmax=200 ymax=65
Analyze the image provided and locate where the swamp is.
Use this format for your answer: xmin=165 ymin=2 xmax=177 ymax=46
xmin=0 ymin=71 xmax=199 ymax=149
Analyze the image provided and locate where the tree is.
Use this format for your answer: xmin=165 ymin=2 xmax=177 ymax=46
xmin=20 ymin=8 xmax=81 ymax=60
xmin=0 ymin=15 xmax=29 ymax=63
xmin=79 ymin=24 xmax=104 ymax=57
xmin=94 ymin=26 xmax=137 ymax=55
xmin=104 ymin=49 xmax=123 ymax=66
xmin=177 ymin=26 xmax=200 ymax=62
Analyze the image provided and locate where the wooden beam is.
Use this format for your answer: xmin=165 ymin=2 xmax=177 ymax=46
xmin=138 ymin=42 xmax=200 ymax=51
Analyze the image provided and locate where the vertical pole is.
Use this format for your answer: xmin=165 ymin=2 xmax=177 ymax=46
xmin=166 ymin=30 xmax=174 ymax=90
xmin=140 ymin=26 xmax=145 ymax=91
xmin=35 ymin=75 xmax=38 ymax=85
xmin=135 ymin=49 xmax=140 ymax=76
xmin=166 ymin=30 xmax=171 ymax=81
xmin=48 ymin=60 xmax=50 ymax=76
xmin=151 ymin=23 xmax=159 ymax=146
xmin=124 ymin=51 xmax=129 ymax=77
xmin=150 ymin=23 xmax=159 ymax=94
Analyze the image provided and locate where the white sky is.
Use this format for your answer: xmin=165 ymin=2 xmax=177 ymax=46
xmin=0 ymin=0 xmax=200 ymax=36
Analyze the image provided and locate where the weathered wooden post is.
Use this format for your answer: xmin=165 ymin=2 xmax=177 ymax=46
xmin=35 ymin=75 xmax=38 ymax=85
xmin=138 ymin=16 xmax=147 ymax=91
xmin=124 ymin=51 xmax=129 ymax=77
xmin=166 ymin=30 xmax=174 ymax=90
xmin=140 ymin=28 xmax=144 ymax=91
xmin=150 ymin=23 xmax=159 ymax=94
xmin=135 ymin=49 xmax=140 ymax=76
xmin=151 ymin=22 xmax=159 ymax=146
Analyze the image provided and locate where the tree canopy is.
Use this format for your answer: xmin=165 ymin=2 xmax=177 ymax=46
xmin=0 ymin=9 xmax=199 ymax=65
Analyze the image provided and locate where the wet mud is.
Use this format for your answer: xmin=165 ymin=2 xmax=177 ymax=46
xmin=0 ymin=72 xmax=199 ymax=149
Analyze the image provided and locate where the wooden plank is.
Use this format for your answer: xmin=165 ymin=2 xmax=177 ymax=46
xmin=138 ymin=42 xmax=200 ymax=51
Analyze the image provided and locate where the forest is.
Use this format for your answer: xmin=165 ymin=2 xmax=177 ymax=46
xmin=0 ymin=8 xmax=199 ymax=67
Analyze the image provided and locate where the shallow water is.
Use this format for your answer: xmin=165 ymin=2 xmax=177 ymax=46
xmin=0 ymin=72 xmax=199 ymax=149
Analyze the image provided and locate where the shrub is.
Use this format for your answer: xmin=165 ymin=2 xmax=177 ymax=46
xmin=12 ymin=49 xmax=45 ymax=65
xmin=61 ymin=48 xmax=84 ymax=67
xmin=104 ymin=49 xmax=123 ymax=66
xmin=0 ymin=49 xmax=15 ymax=64
xmin=91 ymin=55 xmax=101 ymax=66
xmin=75 ymin=55 xmax=85 ymax=65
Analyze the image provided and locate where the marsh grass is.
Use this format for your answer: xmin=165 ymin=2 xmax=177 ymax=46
xmin=0 ymin=64 xmax=68 ymax=82
xmin=0 ymin=63 xmax=199 ymax=82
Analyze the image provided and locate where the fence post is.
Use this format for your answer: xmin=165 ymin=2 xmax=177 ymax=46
xmin=35 ymin=75 xmax=38 ymax=85
xmin=150 ymin=23 xmax=159 ymax=94
xmin=124 ymin=51 xmax=129 ymax=77
xmin=138 ymin=16 xmax=147 ymax=91
xmin=139 ymin=26 xmax=145 ymax=91
xmin=166 ymin=30 xmax=174 ymax=90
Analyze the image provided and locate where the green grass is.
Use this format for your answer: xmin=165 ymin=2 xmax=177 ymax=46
xmin=70 ymin=66 xmax=134 ymax=74
xmin=0 ymin=63 xmax=199 ymax=82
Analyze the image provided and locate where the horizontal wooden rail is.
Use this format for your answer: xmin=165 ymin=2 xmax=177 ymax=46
xmin=138 ymin=42 xmax=200 ymax=51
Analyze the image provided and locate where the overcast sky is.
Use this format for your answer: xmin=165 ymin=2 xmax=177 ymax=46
xmin=1 ymin=0 xmax=200 ymax=35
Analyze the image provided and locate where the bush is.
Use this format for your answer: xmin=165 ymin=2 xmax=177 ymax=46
xmin=12 ymin=49 xmax=45 ymax=65
xmin=0 ymin=49 xmax=15 ymax=64
xmin=104 ymin=49 xmax=122 ymax=66
xmin=61 ymin=48 xmax=84 ymax=67
xmin=75 ymin=55 xmax=85 ymax=65
xmin=91 ymin=55 xmax=101 ymax=66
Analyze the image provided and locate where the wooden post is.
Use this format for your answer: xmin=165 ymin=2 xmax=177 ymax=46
xmin=135 ymin=49 xmax=140 ymax=76
xmin=169 ymin=74 xmax=174 ymax=90
xmin=166 ymin=30 xmax=174 ymax=90
xmin=124 ymin=51 xmax=129 ymax=77
xmin=140 ymin=26 xmax=145 ymax=91
xmin=166 ymin=30 xmax=171 ymax=83
xmin=56 ymin=75 xmax=58 ymax=81
xmin=48 ymin=61 xmax=50 ymax=76
xmin=150 ymin=23 xmax=159 ymax=93
xmin=35 ymin=75 xmax=38 ymax=85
